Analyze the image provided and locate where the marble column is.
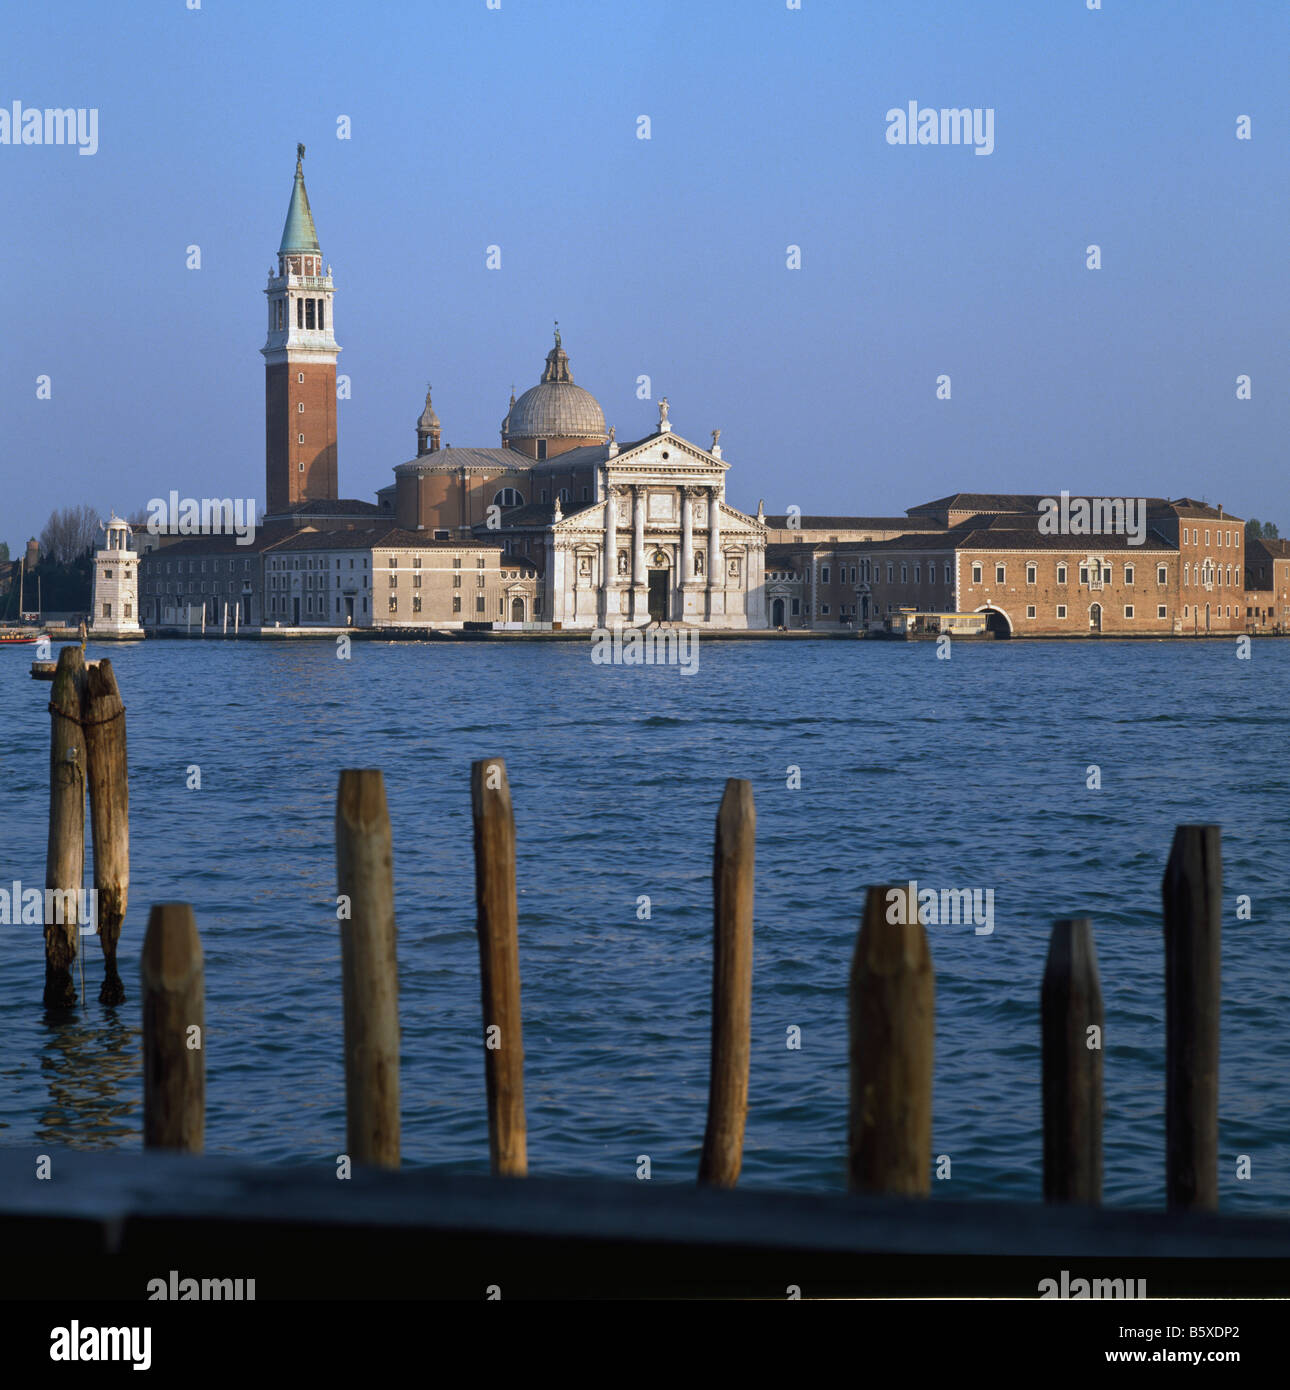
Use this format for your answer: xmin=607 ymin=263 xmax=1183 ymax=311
xmin=680 ymin=490 xmax=694 ymax=580
xmin=706 ymin=487 xmax=723 ymax=619
xmin=632 ymin=485 xmax=647 ymax=622
xmin=603 ymin=487 xmax=618 ymax=622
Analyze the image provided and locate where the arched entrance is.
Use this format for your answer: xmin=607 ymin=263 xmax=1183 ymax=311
xmin=861 ymin=596 xmax=870 ymax=621
xmin=1089 ymin=603 xmax=1102 ymax=633
xmin=771 ymin=597 xmax=785 ymax=627
xmin=511 ymin=596 xmax=525 ymax=622
xmin=647 ymin=550 xmax=670 ymax=622
xmin=977 ymin=605 xmax=1012 ymax=638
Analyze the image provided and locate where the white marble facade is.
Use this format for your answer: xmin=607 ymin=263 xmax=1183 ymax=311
xmin=544 ymin=432 xmax=766 ymax=629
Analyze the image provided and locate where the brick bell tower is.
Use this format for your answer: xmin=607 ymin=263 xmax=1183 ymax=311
xmin=262 ymin=144 xmax=340 ymax=515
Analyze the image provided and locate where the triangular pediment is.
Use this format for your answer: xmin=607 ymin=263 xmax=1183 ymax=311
xmin=607 ymin=431 xmax=729 ymax=472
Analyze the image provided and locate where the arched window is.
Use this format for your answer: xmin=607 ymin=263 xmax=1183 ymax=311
xmin=493 ymin=488 xmax=524 ymax=508
xmin=558 ymin=487 xmax=571 ymax=503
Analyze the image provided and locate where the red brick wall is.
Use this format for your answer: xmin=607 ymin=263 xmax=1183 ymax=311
xmin=266 ymin=361 xmax=337 ymax=514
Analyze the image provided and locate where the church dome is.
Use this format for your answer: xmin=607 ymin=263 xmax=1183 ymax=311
xmin=503 ymin=331 xmax=605 ymax=442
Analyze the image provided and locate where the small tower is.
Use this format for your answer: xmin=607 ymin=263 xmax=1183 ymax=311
xmin=262 ymin=143 xmax=341 ymax=516
xmin=92 ymin=515 xmax=142 ymax=636
xmin=25 ymin=537 xmax=39 ymax=570
xmin=416 ymin=383 xmax=441 ymax=456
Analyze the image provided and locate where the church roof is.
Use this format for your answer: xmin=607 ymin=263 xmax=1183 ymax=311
xmin=279 ymin=145 xmax=321 ymax=254
xmin=394 ymin=447 xmax=534 ymax=474
xmin=503 ymin=332 xmax=606 ymax=441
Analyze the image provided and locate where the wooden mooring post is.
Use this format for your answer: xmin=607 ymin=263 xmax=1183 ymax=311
xmin=335 ymin=769 xmax=401 ymax=1168
xmin=141 ymin=903 xmax=205 ymax=1152
xmin=1041 ymin=917 xmax=1103 ymax=1203
xmin=848 ymin=883 xmax=934 ymax=1195
xmin=698 ymin=779 xmax=755 ymax=1188
xmin=83 ymin=658 xmax=128 ymax=1005
xmin=44 ymin=646 xmax=86 ymax=1008
xmin=471 ymin=758 xmax=526 ymax=1177
xmin=1163 ymin=824 xmax=1221 ymax=1211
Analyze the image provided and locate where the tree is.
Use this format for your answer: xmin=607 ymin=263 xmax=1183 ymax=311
xmin=0 ymin=541 xmax=8 ymax=563
xmin=1246 ymin=518 xmax=1261 ymax=541
xmin=39 ymin=504 xmax=101 ymax=565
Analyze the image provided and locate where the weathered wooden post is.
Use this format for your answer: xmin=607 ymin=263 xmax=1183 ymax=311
xmin=699 ymin=779 xmax=755 ymax=1188
xmin=83 ymin=658 xmax=128 ymax=1005
xmin=141 ymin=903 xmax=204 ymax=1152
xmin=848 ymin=883 xmax=934 ymax=1195
xmin=44 ymin=646 xmax=86 ymax=1008
xmin=335 ymin=769 xmax=401 ymax=1168
xmin=1042 ymin=917 xmax=1103 ymax=1203
xmin=1163 ymin=824 xmax=1221 ymax=1211
xmin=471 ymin=757 xmax=526 ymax=1177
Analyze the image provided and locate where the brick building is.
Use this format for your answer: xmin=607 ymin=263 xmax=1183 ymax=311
xmin=1244 ymin=536 xmax=1290 ymax=632
xmin=765 ymin=494 xmax=1248 ymax=637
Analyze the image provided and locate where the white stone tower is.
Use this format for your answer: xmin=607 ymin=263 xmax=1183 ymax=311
xmin=92 ymin=515 xmax=143 ymax=635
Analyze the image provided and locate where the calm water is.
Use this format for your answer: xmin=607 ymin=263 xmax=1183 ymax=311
xmin=1 ymin=635 xmax=1287 ymax=1211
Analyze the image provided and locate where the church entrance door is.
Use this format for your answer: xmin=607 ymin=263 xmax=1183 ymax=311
xmin=648 ymin=569 xmax=668 ymax=622
xmin=293 ymin=596 xmax=301 ymax=626
xmin=771 ymin=597 xmax=785 ymax=627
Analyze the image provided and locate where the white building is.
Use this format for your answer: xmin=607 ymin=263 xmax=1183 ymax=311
xmin=91 ymin=515 xmax=143 ymax=636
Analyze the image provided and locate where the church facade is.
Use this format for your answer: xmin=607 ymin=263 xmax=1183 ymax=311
xmin=388 ymin=336 xmax=767 ymax=629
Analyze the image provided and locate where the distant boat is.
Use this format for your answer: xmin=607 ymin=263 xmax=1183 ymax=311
xmin=0 ymin=630 xmax=45 ymax=645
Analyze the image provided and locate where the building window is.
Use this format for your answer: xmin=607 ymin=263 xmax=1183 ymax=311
xmin=389 ymin=596 xmax=397 ymax=613
xmin=1026 ymin=563 xmax=1037 ymax=584
xmin=101 ymin=602 xmax=111 ymax=618
xmin=298 ymin=372 xmax=304 ymax=384
xmin=433 ymin=530 xmax=450 ymax=541
xmin=1157 ymin=605 xmax=1167 ymax=618
xmin=1026 ymin=605 xmax=1036 ymax=618
xmin=477 ymin=573 xmax=485 ymax=587
xmin=476 ymin=596 xmax=486 ymax=613
xmin=1124 ymin=565 xmax=1135 ymax=585
xmin=972 ymin=563 xmax=982 ymax=584
xmin=1056 ymin=564 xmax=1067 ymax=584
xmin=887 ymin=563 xmax=894 ymax=583
xmin=536 ymin=442 xmax=547 ymax=461
xmin=413 ymin=574 xmax=422 ymax=588
xmin=1124 ymin=605 xmax=1134 ymax=618
xmin=914 ymin=565 xmax=920 ymax=584
xmin=944 ymin=562 xmax=951 ymax=584
xmin=452 ymin=596 xmax=461 ymax=613
xmin=1157 ymin=565 xmax=1167 ymax=584
xmin=388 ymin=575 xmax=397 ymax=588
xmin=296 ymin=299 xmax=303 ymax=328
xmin=821 ymin=566 xmax=830 ymax=583
xmin=900 ymin=564 xmax=908 ymax=583
xmin=453 ymin=573 xmax=461 ymax=588
xmin=995 ymin=565 xmax=1005 ymax=584
xmin=413 ymin=596 xmax=422 ymax=614
xmin=791 ymin=598 xmax=800 ymax=616
xmin=389 ymin=555 xmax=397 ymax=567
xmin=493 ymin=488 xmax=523 ymax=508
xmin=298 ymin=402 xmax=304 ymax=413
xmin=822 ymin=604 xmax=830 ymax=615
xmin=1056 ymin=605 xmax=1067 ymax=619
xmin=1205 ymin=529 xmax=1210 ymax=545
xmin=1102 ymin=567 xmax=1111 ymax=584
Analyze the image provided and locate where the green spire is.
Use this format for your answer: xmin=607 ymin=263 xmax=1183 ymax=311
xmin=279 ymin=142 xmax=321 ymax=255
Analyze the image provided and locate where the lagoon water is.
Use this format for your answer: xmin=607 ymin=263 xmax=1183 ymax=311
xmin=1 ymin=635 xmax=1287 ymax=1211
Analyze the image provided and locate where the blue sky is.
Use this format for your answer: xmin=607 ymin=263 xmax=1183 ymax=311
xmin=2 ymin=0 xmax=1288 ymax=551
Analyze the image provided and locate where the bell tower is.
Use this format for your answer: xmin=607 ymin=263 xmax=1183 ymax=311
xmin=262 ymin=144 xmax=340 ymax=515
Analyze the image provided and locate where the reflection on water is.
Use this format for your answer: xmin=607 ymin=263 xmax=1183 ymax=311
xmin=37 ymin=1007 xmax=140 ymax=1147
